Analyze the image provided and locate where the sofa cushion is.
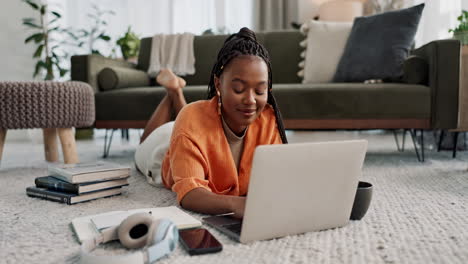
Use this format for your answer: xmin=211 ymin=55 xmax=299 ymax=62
xmin=264 ymin=31 xmax=303 ymax=84
xmin=98 ymin=67 xmax=150 ymax=91
xmin=272 ymin=83 xmax=430 ymax=119
xmin=402 ymin=55 xmax=428 ymax=85
xmin=301 ymin=20 xmax=352 ymax=83
xmin=95 ymin=86 xmax=208 ymax=121
xmin=333 ymin=4 xmax=425 ymax=82
xmin=96 ymin=83 xmax=431 ymax=121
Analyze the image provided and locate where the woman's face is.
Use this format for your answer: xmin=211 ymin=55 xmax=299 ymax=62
xmin=214 ymin=55 xmax=269 ymax=135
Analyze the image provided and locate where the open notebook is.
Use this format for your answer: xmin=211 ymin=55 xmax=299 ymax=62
xmin=71 ymin=206 xmax=202 ymax=243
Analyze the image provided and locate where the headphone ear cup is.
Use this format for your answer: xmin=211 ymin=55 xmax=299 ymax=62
xmin=145 ymin=218 xmax=173 ymax=246
xmin=145 ymin=219 xmax=162 ymax=246
xmin=118 ymin=212 xmax=154 ymax=249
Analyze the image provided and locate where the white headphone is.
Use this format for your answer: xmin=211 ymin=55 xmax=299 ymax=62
xmin=80 ymin=212 xmax=178 ymax=264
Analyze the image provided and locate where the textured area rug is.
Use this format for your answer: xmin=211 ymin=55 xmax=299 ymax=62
xmin=1 ymin=130 xmax=467 ymax=264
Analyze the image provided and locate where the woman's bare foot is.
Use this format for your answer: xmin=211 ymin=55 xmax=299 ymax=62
xmin=157 ymin=69 xmax=180 ymax=91
xmin=178 ymin=77 xmax=186 ymax=88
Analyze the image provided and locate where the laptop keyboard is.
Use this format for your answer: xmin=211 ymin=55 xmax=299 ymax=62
xmin=223 ymin=223 xmax=242 ymax=235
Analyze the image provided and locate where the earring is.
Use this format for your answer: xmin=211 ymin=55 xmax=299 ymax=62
xmin=217 ymin=95 xmax=222 ymax=116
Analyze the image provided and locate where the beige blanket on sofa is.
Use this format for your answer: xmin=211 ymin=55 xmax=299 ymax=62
xmin=148 ymin=33 xmax=195 ymax=77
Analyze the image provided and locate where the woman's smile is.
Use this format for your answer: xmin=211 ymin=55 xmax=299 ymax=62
xmin=238 ymin=108 xmax=256 ymax=117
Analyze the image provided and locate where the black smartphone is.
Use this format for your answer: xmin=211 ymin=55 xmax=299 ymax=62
xmin=179 ymin=228 xmax=223 ymax=255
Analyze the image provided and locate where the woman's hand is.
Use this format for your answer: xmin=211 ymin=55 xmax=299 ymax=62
xmin=180 ymin=187 xmax=246 ymax=217
xmin=228 ymin=196 xmax=246 ymax=218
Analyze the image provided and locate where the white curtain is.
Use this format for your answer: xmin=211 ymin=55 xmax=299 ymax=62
xmin=254 ymin=0 xmax=299 ymax=31
xmin=48 ymin=0 xmax=254 ymax=57
xmin=412 ymin=0 xmax=461 ymax=47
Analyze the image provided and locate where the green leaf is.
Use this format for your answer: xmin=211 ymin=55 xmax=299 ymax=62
xmin=51 ymin=52 xmax=60 ymax=62
xmin=66 ymin=31 xmax=79 ymax=40
xmin=47 ymin=26 xmax=60 ymax=33
xmin=23 ymin=21 xmax=42 ymax=29
xmin=49 ymin=18 xmax=59 ymax=25
xmin=59 ymin=68 xmax=68 ymax=77
xmin=24 ymin=0 xmax=39 ymax=10
xmin=33 ymin=44 xmax=44 ymax=58
xmin=105 ymin=10 xmax=116 ymax=15
xmin=99 ymin=34 xmax=111 ymax=41
xmin=51 ymin=11 xmax=61 ymax=18
xmin=25 ymin=33 xmax=43 ymax=43
xmin=40 ymin=5 xmax=46 ymax=15
xmin=33 ymin=60 xmax=46 ymax=77
xmin=34 ymin=34 xmax=44 ymax=43
xmin=23 ymin=18 xmax=36 ymax=23
xmin=45 ymin=58 xmax=54 ymax=80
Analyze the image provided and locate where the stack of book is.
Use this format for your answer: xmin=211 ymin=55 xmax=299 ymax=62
xmin=26 ymin=161 xmax=130 ymax=205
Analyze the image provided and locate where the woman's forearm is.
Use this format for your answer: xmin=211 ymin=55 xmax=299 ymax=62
xmin=180 ymin=187 xmax=246 ymax=218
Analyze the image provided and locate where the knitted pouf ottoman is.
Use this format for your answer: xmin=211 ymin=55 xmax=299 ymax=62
xmin=0 ymin=81 xmax=95 ymax=164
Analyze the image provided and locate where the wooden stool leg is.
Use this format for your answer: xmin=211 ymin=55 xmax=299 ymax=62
xmin=43 ymin=128 xmax=59 ymax=162
xmin=0 ymin=129 xmax=7 ymax=162
xmin=58 ymin=128 xmax=79 ymax=164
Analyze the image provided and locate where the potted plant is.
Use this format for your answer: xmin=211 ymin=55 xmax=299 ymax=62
xmin=22 ymin=0 xmax=69 ymax=80
xmin=449 ymin=10 xmax=468 ymax=45
xmin=116 ymin=26 xmax=140 ymax=63
xmin=70 ymin=4 xmax=115 ymax=57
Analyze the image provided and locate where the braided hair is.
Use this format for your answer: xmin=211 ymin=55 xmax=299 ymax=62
xmin=207 ymin=27 xmax=288 ymax=144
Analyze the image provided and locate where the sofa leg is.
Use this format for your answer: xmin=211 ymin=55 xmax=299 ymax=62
xmin=121 ymin=129 xmax=130 ymax=141
xmin=103 ymin=129 xmax=116 ymax=158
xmin=437 ymin=130 xmax=445 ymax=152
xmin=393 ymin=129 xmax=407 ymax=152
xmin=0 ymin=129 xmax=6 ymax=163
xmin=452 ymin=132 xmax=459 ymax=158
xmin=410 ymin=129 xmax=425 ymax=162
xmin=43 ymin=128 xmax=59 ymax=162
xmin=58 ymin=128 xmax=79 ymax=164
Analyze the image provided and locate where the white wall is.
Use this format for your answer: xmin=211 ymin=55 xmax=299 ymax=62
xmin=0 ymin=1 xmax=37 ymax=81
xmin=298 ymin=0 xmax=368 ymax=23
xmin=0 ymin=1 xmax=39 ymax=141
xmin=298 ymin=0 xmax=322 ymax=22
xmin=463 ymin=1 xmax=468 ymax=10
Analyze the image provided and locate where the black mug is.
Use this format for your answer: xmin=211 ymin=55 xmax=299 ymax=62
xmin=350 ymin=181 xmax=373 ymax=220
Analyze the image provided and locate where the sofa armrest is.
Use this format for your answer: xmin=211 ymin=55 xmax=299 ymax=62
xmin=411 ymin=39 xmax=461 ymax=129
xmin=71 ymin=54 xmax=137 ymax=92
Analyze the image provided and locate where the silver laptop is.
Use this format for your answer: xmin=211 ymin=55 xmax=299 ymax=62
xmin=203 ymin=140 xmax=368 ymax=243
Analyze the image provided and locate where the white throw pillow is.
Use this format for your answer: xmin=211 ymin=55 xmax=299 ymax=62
xmin=300 ymin=20 xmax=353 ymax=83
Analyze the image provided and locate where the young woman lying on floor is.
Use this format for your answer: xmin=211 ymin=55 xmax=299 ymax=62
xmin=135 ymin=27 xmax=288 ymax=218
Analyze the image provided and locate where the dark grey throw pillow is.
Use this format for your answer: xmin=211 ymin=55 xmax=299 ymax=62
xmin=333 ymin=4 xmax=425 ymax=82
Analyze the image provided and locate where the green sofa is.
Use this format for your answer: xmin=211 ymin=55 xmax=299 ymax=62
xmin=71 ymin=31 xmax=461 ymax=131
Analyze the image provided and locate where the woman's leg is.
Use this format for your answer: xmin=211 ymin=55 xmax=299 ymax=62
xmin=140 ymin=69 xmax=187 ymax=143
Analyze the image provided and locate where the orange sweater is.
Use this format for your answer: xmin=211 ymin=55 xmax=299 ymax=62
xmin=161 ymin=96 xmax=281 ymax=202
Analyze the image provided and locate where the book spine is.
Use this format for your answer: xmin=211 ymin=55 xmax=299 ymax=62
xmin=35 ymin=177 xmax=79 ymax=194
xmin=26 ymin=187 xmax=71 ymax=205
